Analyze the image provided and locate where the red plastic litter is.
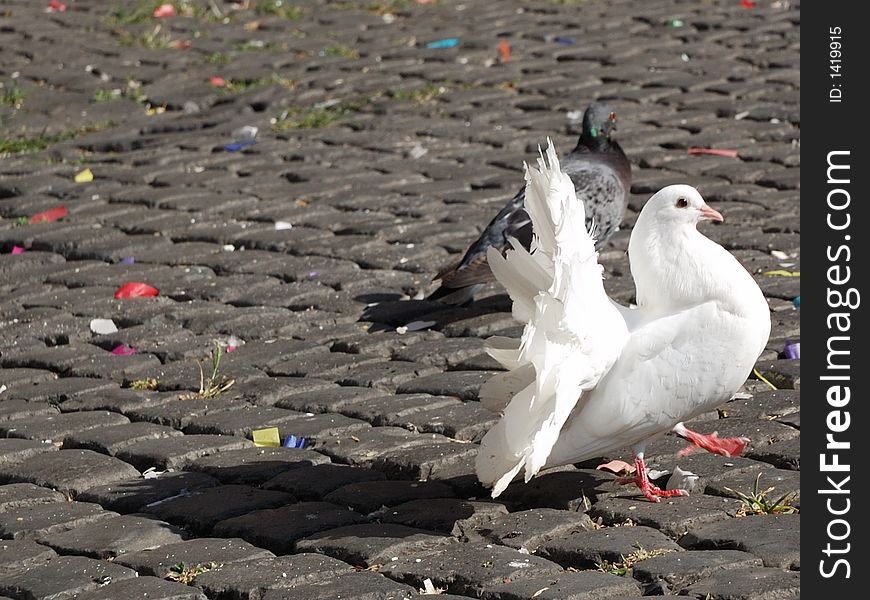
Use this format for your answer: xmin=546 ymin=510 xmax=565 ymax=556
xmin=111 ymin=344 xmax=137 ymax=356
xmin=29 ymin=205 xmax=68 ymax=224
xmin=498 ymin=39 xmax=511 ymax=63
xmin=47 ymin=0 xmax=66 ymax=11
xmin=740 ymin=0 xmax=756 ymax=8
xmin=687 ymin=147 xmax=739 ymax=158
xmin=209 ymin=76 xmax=227 ymax=87
xmin=11 ymin=246 xmax=25 ymax=255
xmin=114 ymin=282 xmax=159 ymax=299
xmin=153 ymin=3 xmax=176 ymax=18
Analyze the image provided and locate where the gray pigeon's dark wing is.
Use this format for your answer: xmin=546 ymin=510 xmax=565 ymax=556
xmin=429 ymin=138 xmax=630 ymax=304
xmin=429 ymin=188 xmax=531 ymax=298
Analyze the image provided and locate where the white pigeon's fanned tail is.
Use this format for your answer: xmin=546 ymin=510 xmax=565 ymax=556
xmin=476 ymin=140 xmax=629 ymax=497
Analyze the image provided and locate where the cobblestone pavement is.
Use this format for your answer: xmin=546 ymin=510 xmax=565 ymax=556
xmin=0 ymin=0 xmax=800 ymax=598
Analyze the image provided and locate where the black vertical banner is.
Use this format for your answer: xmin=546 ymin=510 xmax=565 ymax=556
xmin=803 ymin=2 xmax=868 ymax=596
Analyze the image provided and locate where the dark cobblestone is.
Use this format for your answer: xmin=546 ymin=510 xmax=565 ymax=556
xmin=0 ymin=500 xmax=114 ymax=540
xmin=296 ymin=522 xmax=455 ymax=567
xmin=0 ymin=410 xmax=131 ymax=443
xmin=143 ymin=484 xmax=296 ymax=535
xmin=683 ymin=566 xmax=800 ymax=600
xmin=476 ymin=508 xmax=596 ymax=553
xmin=37 ymin=513 xmax=187 ymax=559
xmin=0 ymin=555 xmax=138 ymax=600
xmin=114 ymin=434 xmax=255 ymax=471
xmin=78 ymin=471 xmax=221 ymax=514
xmin=213 ymin=501 xmax=368 ymax=555
xmin=0 ymin=483 xmax=65 ymax=511
xmin=0 ymin=539 xmax=57 ymax=576
xmin=0 ymin=0 xmax=799 ymax=596
xmin=631 ymin=549 xmax=763 ymax=595
xmin=74 ymin=576 xmax=208 ymax=600
xmin=590 ymin=494 xmax=742 ymax=539
xmin=194 ymin=553 xmax=354 ymax=599
xmin=680 ymin=514 xmax=800 ymax=569
xmin=325 ymin=479 xmax=457 ymax=514
xmin=539 ymin=526 xmax=683 ymax=570
xmin=0 ymin=448 xmax=140 ymax=496
xmin=480 ymin=571 xmax=642 ymax=600
xmin=260 ymin=570 xmax=418 ymax=600
xmin=381 ymin=543 xmax=563 ymax=598
xmin=186 ymin=447 xmax=330 ymax=485
xmin=263 ymin=463 xmax=387 ymax=500
xmin=0 ymin=438 xmax=56 ymax=467
xmin=114 ymin=538 xmax=274 ymax=577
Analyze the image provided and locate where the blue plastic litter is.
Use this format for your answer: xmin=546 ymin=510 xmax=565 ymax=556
xmin=426 ymin=38 xmax=459 ymax=49
xmin=224 ymin=139 xmax=257 ymax=152
xmin=554 ymin=36 xmax=576 ymax=45
xmin=283 ymin=435 xmax=306 ymax=449
xmin=793 ymin=295 xmax=800 ymax=308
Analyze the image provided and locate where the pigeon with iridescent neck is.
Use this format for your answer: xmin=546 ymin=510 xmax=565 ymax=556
xmin=428 ymin=103 xmax=631 ymax=304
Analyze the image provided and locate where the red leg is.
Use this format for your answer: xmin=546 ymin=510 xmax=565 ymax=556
xmin=673 ymin=423 xmax=749 ymax=457
xmin=620 ymin=454 xmax=688 ymax=503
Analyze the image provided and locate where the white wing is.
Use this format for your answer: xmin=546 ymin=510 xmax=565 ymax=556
xmin=475 ymin=140 xmax=630 ymax=497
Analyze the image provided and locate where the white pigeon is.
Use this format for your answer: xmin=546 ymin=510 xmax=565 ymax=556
xmin=475 ymin=141 xmax=771 ymax=502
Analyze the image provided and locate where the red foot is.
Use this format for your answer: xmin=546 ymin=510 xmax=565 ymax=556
xmin=676 ymin=426 xmax=749 ymax=457
xmin=618 ymin=455 xmax=689 ymax=503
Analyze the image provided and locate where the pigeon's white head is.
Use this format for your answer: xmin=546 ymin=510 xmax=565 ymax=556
xmin=630 ymin=184 xmax=729 ymax=308
xmin=642 ymin=184 xmax=723 ymax=227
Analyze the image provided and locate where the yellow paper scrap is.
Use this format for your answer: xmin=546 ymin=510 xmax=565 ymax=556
xmin=762 ymin=270 xmax=800 ymax=277
xmin=74 ymin=168 xmax=93 ymax=183
xmin=252 ymin=427 xmax=280 ymax=447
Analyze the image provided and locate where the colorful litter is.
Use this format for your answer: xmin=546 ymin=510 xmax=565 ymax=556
xmin=498 ymin=39 xmax=511 ymax=63
xmin=426 ymin=38 xmax=459 ymax=49
xmin=47 ymin=0 xmax=66 ymax=12
xmin=11 ymin=246 xmax=25 ymax=255
xmin=596 ymin=459 xmax=635 ymax=475
xmin=283 ymin=434 xmax=306 ymax=449
xmin=252 ymin=427 xmax=281 ymax=447
xmin=111 ymin=344 xmax=137 ymax=356
xmin=763 ymin=269 xmax=800 ymax=277
xmin=30 ymin=205 xmax=68 ymax=224
xmin=114 ymin=282 xmax=159 ymax=299
xmin=688 ymin=147 xmax=739 ymax=158
xmin=783 ymin=341 xmax=800 ymax=360
xmin=119 ymin=256 xmax=135 ymax=265
xmin=224 ymin=139 xmax=256 ymax=152
xmin=74 ymin=168 xmax=94 ymax=183
xmin=153 ymin=3 xmax=176 ymax=18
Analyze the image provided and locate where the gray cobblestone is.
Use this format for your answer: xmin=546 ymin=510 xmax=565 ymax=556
xmin=114 ymin=538 xmax=274 ymax=577
xmin=0 ymin=555 xmax=138 ymax=600
xmin=78 ymin=471 xmax=221 ymax=514
xmin=539 ymin=526 xmax=683 ymax=570
xmin=194 ymin=553 xmax=353 ymax=599
xmin=0 ymin=0 xmax=799 ymax=596
xmin=37 ymin=513 xmax=186 ymax=559
xmin=1 ymin=449 xmax=140 ymax=496
xmin=0 ymin=500 xmax=114 ymax=540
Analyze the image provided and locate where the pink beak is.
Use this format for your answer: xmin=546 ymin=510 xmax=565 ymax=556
xmin=700 ymin=204 xmax=724 ymax=222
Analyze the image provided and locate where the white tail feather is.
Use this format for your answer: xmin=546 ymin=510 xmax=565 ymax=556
xmin=475 ymin=140 xmax=629 ymax=496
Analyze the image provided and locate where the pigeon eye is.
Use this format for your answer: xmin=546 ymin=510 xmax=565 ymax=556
xmin=675 ymin=198 xmax=688 ymax=208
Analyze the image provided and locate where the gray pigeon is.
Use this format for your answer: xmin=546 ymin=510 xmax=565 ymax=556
xmin=428 ymin=103 xmax=631 ymax=304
